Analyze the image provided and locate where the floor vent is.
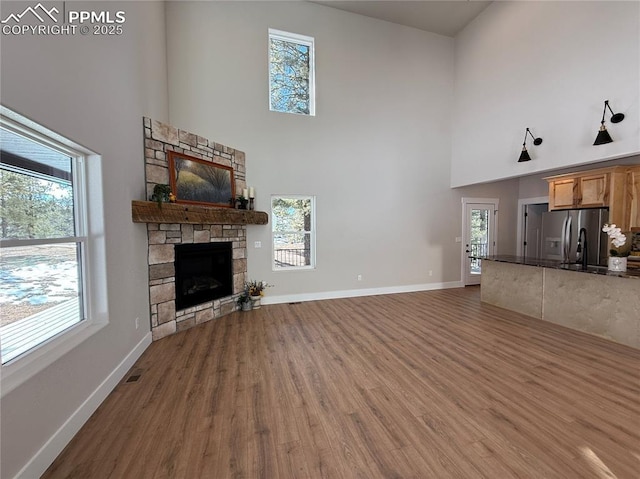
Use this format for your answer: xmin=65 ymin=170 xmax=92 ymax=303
xmin=126 ymin=374 xmax=141 ymax=383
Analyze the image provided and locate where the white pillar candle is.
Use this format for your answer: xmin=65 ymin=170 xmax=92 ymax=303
xmin=242 ymin=188 xmax=249 ymax=198
xmin=249 ymin=187 xmax=255 ymax=198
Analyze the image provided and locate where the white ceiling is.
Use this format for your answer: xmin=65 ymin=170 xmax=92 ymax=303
xmin=311 ymin=0 xmax=492 ymax=37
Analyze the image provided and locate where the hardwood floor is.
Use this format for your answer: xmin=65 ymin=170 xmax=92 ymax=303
xmin=43 ymin=287 xmax=640 ymax=478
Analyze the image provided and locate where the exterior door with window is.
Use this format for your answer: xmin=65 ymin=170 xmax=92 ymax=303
xmin=462 ymin=200 xmax=497 ymax=285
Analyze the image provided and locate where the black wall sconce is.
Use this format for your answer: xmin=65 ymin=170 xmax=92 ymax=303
xmin=594 ymin=100 xmax=625 ymax=145
xmin=518 ymin=128 xmax=543 ymax=162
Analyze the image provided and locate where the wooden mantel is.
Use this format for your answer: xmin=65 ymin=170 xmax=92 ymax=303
xmin=131 ymin=200 xmax=268 ymax=225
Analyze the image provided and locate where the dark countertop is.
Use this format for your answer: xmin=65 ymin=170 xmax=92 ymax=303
xmin=478 ymin=255 xmax=640 ymax=279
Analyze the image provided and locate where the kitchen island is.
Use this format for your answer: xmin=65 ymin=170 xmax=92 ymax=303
xmin=480 ymin=256 xmax=640 ymax=349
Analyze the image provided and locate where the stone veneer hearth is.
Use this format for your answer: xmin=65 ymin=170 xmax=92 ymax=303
xmin=142 ymin=117 xmax=249 ymax=340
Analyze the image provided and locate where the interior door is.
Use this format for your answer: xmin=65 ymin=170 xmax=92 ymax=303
xmin=463 ymin=202 xmax=496 ymax=285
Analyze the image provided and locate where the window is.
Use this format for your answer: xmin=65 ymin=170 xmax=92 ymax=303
xmin=272 ymin=196 xmax=315 ymax=270
xmin=268 ymin=29 xmax=315 ymax=116
xmin=1 ymin=114 xmax=88 ymax=365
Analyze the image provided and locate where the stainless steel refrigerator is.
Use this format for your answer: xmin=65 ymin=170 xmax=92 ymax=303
xmin=540 ymin=208 xmax=609 ymax=266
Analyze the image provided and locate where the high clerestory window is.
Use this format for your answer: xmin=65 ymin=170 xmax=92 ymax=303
xmin=268 ymin=29 xmax=315 ymax=116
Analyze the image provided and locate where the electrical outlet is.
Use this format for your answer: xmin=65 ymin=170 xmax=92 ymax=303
xmin=429 ymin=270 xmax=433 ymax=277
xmin=455 ymin=237 xmax=462 ymax=243
xmin=357 ymin=274 xmax=362 ymax=281
xmin=254 ymin=241 xmax=262 ymax=248
xmin=135 ymin=317 xmax=139 ymax=329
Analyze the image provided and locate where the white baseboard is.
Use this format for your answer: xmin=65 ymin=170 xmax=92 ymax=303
xmin=262 ymin=281 xmax=464 ymax=305
xmin=14 ymin=332 xmax=152 ymax=479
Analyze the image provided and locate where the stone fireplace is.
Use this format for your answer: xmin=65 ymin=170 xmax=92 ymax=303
xmin=137 ymin=117 xmax=266 ymax=340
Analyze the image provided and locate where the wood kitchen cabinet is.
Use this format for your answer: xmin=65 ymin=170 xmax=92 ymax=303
xmin=549 ymin=178 xmax=576 ymax=209
xmin=577 ymin=172 xmax=609 ymax=207
xmin=545 ymin=166 xmax=630 ymax=229
xmin=626 ymin=165 xmax=640 ymax=228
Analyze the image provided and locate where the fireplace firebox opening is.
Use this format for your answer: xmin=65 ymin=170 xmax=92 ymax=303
xmin=174 ymin=242 xmax=233 ymax=310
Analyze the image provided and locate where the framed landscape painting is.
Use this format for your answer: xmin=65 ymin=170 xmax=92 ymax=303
xmin=168 ymin=151 xmax=235 ymax=208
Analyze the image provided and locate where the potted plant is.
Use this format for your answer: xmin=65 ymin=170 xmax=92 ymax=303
xmin=236 ymin=195 xmax=249 ymax=210
xmin=245 ymin=280 xmax=271 ymax=309
xmin=150 ymin=184 xmax=172 ymax=208
xmin=603 ymin=224 xmax=630 ymax=272
xmin=236 ymin=292 xmax=253 ymax=311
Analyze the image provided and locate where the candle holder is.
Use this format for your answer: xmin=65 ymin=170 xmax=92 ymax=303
xmin=249 ymin=198 xmax=255 ymax=211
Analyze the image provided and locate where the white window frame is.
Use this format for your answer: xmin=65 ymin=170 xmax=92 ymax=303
xmin=271 ymin=195 xmax=316 ymax=271
xmin=268 ymin=28 xmax=316 ymax=116
xmin=0 ymin=106 xmax=108 ymax=396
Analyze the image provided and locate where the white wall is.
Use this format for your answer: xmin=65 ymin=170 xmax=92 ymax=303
xmin=0 ymin=2 xmax=168 ymax=477
xmin=452 ymin=1 xmax=640 ymax=188
xmin=166 ymin=1 xmax=519 ymax=299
